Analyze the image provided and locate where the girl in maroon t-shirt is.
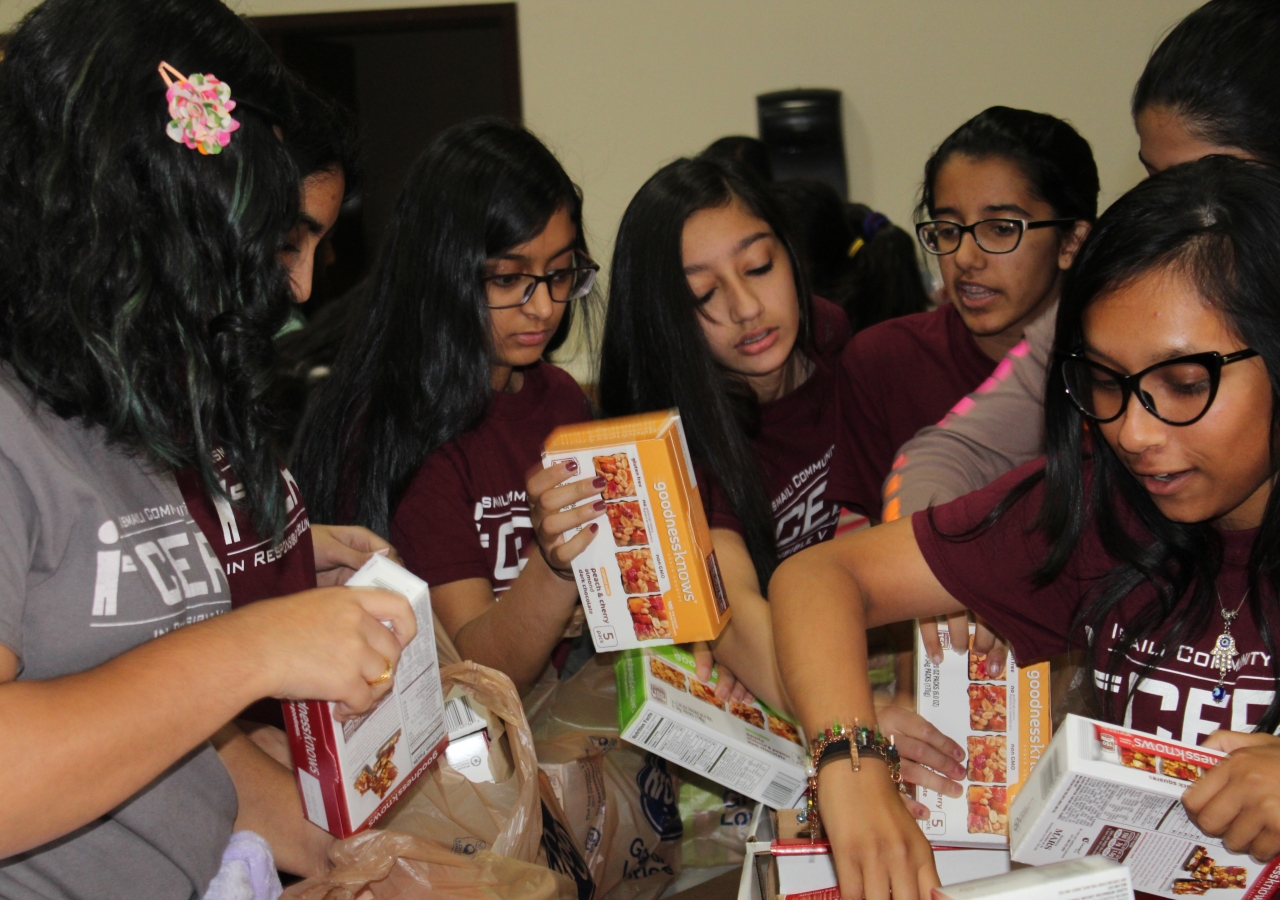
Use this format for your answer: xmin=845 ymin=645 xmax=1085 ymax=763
xmin=294 ymin=120 xmax=605 ymax=694
xmin=599 ymin=156 xmax=970 ymax=815
xmin=839 ymin=106 xmax=1098 ymax=524
xmin=771 ymin=157 xmax=1280 ymax=899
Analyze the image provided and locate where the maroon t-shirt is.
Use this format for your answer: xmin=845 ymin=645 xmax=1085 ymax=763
xmin=391 ymin=362 xmax=593 ymax=592
xmin=175 ymin=449 xmax=317 ymax=607
xmin=833 ymin=303 xmax=997 ymax=519
xmin=914 ymin=459 xmax=1276 ymax=745
xmin=703 ymin=297 xmax=852 ymax=561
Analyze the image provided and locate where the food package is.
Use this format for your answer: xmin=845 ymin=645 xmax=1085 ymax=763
xmin=742 ymin=840 xmax=1011 ymax=900
xmin=1010 ymin=714 xmax=1280 ymax=898
xmin=616 ymin=645 xmax=807 ymax=809
xmin=284 ymin=661 xmax=593 ymax=900
xmin=932 ymin=857 xmax=1132 ymax=899
xmin=915 ymin=623 xmax=1051 ymax=847
xmin=542 ymin=410 xmax=730 ymax=652
xmin=284 ymin=554 xmax=448 ymax=837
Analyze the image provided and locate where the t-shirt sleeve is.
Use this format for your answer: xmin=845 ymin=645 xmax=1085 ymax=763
xmin=887 ymin=311 xmax=1053 ymax=517
xmin=695 ymin=463 xmax=743 ymax=535
xmin=391 ymin=450 xmax=492 ymax=588
xmin=830 ymin=336 xmax=898 ymax=519
xmin=910 ymin=459 xmax=1075 ymax=665
xmin=0 ymin=450 xmax=33 ymax=659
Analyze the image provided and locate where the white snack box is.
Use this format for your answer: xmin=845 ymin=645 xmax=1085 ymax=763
xmin=616 ymin=645 xmax=808 ymax=808
xmin=915 ymin=623 xmax=1052 ymax=848
xmin=745 ymin=841 xmax=1010 ymax=900
xmin=1011 ymin=714 xmax=1280 ymax=898
xmin=933 ymin=856 xmax=1132 ymax=900
xmin=284 ymin=555 xmax=449 ymax=837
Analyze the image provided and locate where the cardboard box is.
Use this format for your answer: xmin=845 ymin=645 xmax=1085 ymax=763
xmin=1010 ymin=714 xmax=1280 ymax=898
xmin=543 ymin=410 xmax=730 ymax=652
xmin=746 ymin=840 xmax=1011 ymax=900
xmin=933 ymin=857 xmax=1132 ymax=899
xmin=915 ymin=623 xmax=1052 ymax=847
xmin=285 ymin=555 xmax=449 ymax=837
xmin=616 ymin=645 xmax=807 ymax=808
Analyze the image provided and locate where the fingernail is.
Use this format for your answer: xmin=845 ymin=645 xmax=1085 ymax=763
xmin=950 ymin=782 xmax=964 ymax=798
xmin=590 ymin=523 xmax=599 ymax=533
xmin=953 ymin=747 xmax=966 ymax=760
xmin=565 ymin=459 xmax=578 ymax=472
xmin=374 ymin=548 xmax=390 ymax=557
xmin=989 ymin=661 xmax=1003 ymax=677
xmin=592 ymin=476 xmax=607 ymax=488
xmin=593 ymin=500 xmax=607 ymax=511
xmin=931 ymin=653 xmax=943 ymax=665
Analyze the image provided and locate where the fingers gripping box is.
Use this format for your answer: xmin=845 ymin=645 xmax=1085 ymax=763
xmin=284 ymin=555 xmax=449 ymax=838
xmin=915 ymin=624 xmax=1052 ymax=848
xmin=616 ymin=645 xmax=807 ymax=809
xmin=1010 ymin=714 xmax=1280 ymax=899
xmin=543 ymin=410 xmax=730 ymax=652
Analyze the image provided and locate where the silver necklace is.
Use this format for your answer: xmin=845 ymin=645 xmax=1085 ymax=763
xmin=1210 ymin=589 xmax=1249 ymax=702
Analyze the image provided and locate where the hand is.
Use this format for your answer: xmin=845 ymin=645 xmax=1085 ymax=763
xmin=691 ymin=642 xmax=754 ymax=704
xmin=235 ymin=585 xmax=416 ymax=720
xmin=820 ymin=759 xmax=939 ymax=900
xmin=1184 ymin=730 xmax=1280 ymax=861
xmin=527 ymin=461 xmax=604 ymax=573
xmin=312 ymin=523 xmax=402 ymax=586
xmin=876 ymin=706 xmax=966 ymax=819
xmin=918 ymin=613 xmax=1008 ymax=678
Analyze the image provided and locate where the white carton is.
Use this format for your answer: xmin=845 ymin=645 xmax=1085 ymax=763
xmin=915 ymin=623 xmax=1052 ymax=847
xmin=284 ymin=555 xmax=449 ymax=837
xmin=616 ymin=645 xmax=807 ymax=808
xmin=933 ymin=857 xmax=1132 ymax=899
xmin=1011 ymin=714 xmax=1280 ymax=898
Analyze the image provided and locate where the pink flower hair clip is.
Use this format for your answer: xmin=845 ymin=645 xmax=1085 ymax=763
xmin=158 ymin=60 xmax=240 ymax=155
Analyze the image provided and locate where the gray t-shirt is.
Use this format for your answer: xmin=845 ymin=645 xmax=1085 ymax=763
xmin=0 ymin=370 xmax=237 ymax=900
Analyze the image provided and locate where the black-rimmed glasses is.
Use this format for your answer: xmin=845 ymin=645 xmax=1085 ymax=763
xmin=1060 ymin=349 xmax=1259 ymax=426
xmin=482 ymin=253 xmax=599 ymax=310
xmin=916 ymin=218 xmax=1077 ymax=256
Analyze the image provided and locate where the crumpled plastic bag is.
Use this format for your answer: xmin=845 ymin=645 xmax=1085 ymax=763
xmin=284 ymin=659 xmax=592 ymax=900
xmin=529 ymin=653 xmax=682 ymax=900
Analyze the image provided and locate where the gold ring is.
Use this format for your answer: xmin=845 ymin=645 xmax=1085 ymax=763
xmin=367 ymin=657 xmax=394 ymax=686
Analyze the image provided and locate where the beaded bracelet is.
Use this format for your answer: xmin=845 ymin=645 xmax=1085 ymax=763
xmin=803 ymin=720 xmax=903 ymax=843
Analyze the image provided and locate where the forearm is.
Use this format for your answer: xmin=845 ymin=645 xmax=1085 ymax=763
xmin=214 ymin=724 xmax=332 ymax=877
xmin=713 ymin=595 xmax=788 ymax=714
xmin=771 ymin=545 xmax=880 ymax=735
xmin=451 ymin=557 xmax=579 ymax=692
xmin=0 ymin=612 xmax=271 ymax=855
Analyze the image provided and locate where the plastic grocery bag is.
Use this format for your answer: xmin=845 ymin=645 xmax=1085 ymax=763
xmin=284 ymin=660 xmax=592 ymax=900
xmin=676 ymin=774 xmax=752 ymax=869
xmin=529 ymin=653 xmax=682 ymax=900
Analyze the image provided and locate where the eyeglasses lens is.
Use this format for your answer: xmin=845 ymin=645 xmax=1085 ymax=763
xmin=1063 ymin=359 xmax=1213 ymax=424
xmin=973 ymin=220 xmax=1023 ymax=253
xmin=484 ymin=258 xmax=596 ymax=309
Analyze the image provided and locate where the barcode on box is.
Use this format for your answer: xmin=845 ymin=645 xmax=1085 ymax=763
xmin=444 ymin=695 xmax=483 ymax=739
xmin=762 ymin=772 xmax=804 ymax=808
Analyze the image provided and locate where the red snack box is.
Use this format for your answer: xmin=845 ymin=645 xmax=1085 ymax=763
xmin=284 ymin=555 xmax=449 ymax=837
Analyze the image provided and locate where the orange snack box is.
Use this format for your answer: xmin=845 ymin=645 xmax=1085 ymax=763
xmin=543 ymin=410 xmax=730 ymax=651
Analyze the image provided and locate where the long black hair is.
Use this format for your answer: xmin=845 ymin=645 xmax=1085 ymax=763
xmin=1020 ymin=156 xmax=1280 ymax=732
xmin=293 ymin=118 xmax=589 ymax=536
xmin=0 ymin=0 xmax=300 ymax=536
xmin=1134 ymin=0 xmax=1280 ymax=166
xmin=919 ymin=106 xmax=1099 ymax=226
xmin=772 ymin=177 xmax=929 ymax=332
xmin=598 ymin=156 xmax=813 ymax=587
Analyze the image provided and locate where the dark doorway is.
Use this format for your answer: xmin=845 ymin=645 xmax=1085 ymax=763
xmin=254 ymin=4 xmax=521 ymax=314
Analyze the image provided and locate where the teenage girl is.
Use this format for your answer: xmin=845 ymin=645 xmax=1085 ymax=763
xmin=892 ymin=1 xmax=1280 ymax=663
xmin=598 ymin=157 xmax=970 ymax=813
xmin=294 ymin=119 xmax=605 ymax=695
xmin=771 ymin=155 xmax=1280 ymax=900
xmin=0 ymin=0 xmax=416 ymax=892
xmin=836 ymin=107 xmax=1096 ymax=524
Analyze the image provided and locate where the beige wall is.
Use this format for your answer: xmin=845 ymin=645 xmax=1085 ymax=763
xmin=0 ymin=0 xmax=1201 ymax=373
